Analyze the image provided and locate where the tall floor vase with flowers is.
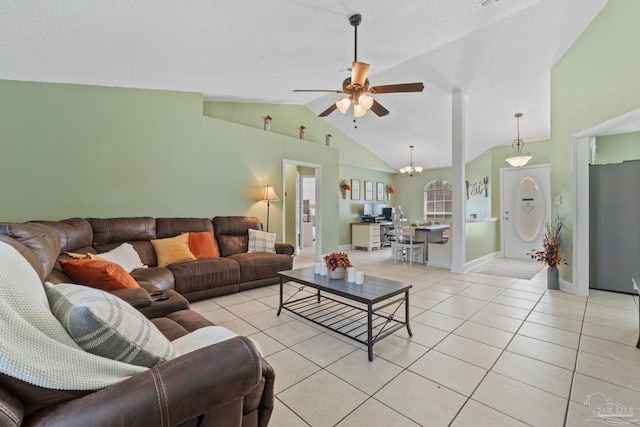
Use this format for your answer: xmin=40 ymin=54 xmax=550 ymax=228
xmin=529 ymin=215 xmax=568 ymax=290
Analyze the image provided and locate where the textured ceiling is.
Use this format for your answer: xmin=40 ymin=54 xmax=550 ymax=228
xmin=0 ymin=0 xmax=608 ymax=170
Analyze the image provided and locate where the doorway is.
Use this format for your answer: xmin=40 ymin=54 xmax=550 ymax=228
xmin=282 ymin=159 xmax=322 ymax=262
xmin=500 ymin=164 xmax=551 ymax=259
xmin=573 ymin=107 xmax=640 ymax=296
xmin=300 ymin=175 xmax=316 ymax=253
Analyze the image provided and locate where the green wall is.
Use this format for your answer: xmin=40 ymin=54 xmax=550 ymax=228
xmin=551 ymin=0 xmax=640 ymax=281
xmin=595 ymin=131 xmax=640 ymax=164
xmin=338 ymin=165 xmax=395 ymax=247
xmin=0 ymin=80 xmax=341 ymax=252
xmin=0 ymin=80 xmax=403 ymax=256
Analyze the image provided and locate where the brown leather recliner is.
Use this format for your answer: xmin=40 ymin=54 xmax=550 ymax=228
xmin=0 ymin=226 xmax=275 ymax=427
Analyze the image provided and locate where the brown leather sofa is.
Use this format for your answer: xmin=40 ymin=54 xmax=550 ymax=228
xmin=29 ymin=216 xmax=294 ymax=302
xmin=0 ymin=216 xmax=288 ymax=427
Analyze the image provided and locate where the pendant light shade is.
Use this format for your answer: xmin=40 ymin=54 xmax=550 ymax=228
xmin=336 ymin=97 xmax=352 ymax=114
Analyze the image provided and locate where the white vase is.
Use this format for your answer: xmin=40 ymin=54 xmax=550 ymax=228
xmin=264 ymin=122 xmax=270 ymax=131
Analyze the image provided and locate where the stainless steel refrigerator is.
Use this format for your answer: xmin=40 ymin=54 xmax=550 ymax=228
xmin=589 ymin=160 xmax=640 ymax=294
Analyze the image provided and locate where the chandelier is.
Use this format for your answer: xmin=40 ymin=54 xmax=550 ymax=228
xmin=399 ymin=145 xmax=423 ymax=176
xmin=505 ymin=113 xmax=532 ymax=168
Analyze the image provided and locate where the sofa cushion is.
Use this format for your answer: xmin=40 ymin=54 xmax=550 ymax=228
xmin=33 ymin=218 xmax=93 ymax=254
xmin=167 ymin=258 xmax=240 ymax=296
xmin=131 ymin=266 xmax=175 ymax=291
xmin=227 ymin=253 xmax=293 ymax=284
xmin=45 ymin=283 xmax=178 ymax=367
xmin=151 ymin=234 xmax=197 ymax=267
xmin=156 ymin=218 xmax=213 ymax=239
xmin=213 ymin=216 xmax=263 ymax=257
xmin=188 ymin=231 xmax=219 ymax=259
xmin=89 ymin=242 xmax=146 ymax=273
xmin=247 ymin=229 xmax=276 ymax=254
xmin=0 ymin=222 xmax=61 ymax=281
xmin=59 ymin=259 xmax=139 ymax=292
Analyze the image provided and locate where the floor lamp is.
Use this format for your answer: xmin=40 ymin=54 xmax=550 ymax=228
xmin=259 ymin=185 xmax=279 ymax=232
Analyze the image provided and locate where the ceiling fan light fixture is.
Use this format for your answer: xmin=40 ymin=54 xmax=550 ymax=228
xmin=336 ymin=97 xmax=352 ymax=114
xmin=353 ymin=103 xmax=367 ymax=118
xmin=505 ymin=113 xmax=532 ymax=168
xmin=400 ymin=145 xmax=423 ymax=176
xmin=358 ymin=94 xmax=374 ymax=110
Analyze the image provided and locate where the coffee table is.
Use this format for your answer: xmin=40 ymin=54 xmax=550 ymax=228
xmin=277 ymin=266 xmax=412 ymax=361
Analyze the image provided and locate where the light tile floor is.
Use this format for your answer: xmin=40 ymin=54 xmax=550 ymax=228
xmin=190 ymin=249 xmax=640 ymax=427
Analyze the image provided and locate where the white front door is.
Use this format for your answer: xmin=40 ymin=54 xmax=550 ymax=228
xmin=501 ymin=164 xmax=551 ymax=259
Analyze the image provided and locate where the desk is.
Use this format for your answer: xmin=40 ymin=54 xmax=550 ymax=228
xmin=351 ymin=223 xmax=381 ymax=251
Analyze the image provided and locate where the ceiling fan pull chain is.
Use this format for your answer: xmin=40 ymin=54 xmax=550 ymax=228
xmin=353 ymin=118 xmax=358 ymax=129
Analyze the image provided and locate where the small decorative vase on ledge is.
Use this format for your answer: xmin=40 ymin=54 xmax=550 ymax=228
xmin=328 ymin=267 xmax=346 ymax=280
xmin=299 ymin=130 xmax=305 ymax=140
xmin=264 ymin=122 xmax=270 ymax=132
xmin=547 ymin=265 xmax=559 ymax=290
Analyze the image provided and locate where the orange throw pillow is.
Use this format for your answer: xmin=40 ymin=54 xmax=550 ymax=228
xmin=187 ymin=232 xmax=219 ymax=259
xmin=60 ymin=259 xmax=139 ymax=292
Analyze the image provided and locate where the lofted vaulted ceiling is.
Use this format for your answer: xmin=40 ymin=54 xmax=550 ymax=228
xmin=0 ymin=0 xmax=608 ymax=170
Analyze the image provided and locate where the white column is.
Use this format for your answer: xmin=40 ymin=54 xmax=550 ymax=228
xmin=451 ymin=91 xmax=466 ymax=273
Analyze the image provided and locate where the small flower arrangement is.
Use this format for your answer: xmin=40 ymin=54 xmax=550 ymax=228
xmin=264 ymin=115 xmax=272 ymax=123
xmin=324 ymin=252 xmax=352 ymax=271
xmin=326 ymin=134 xmax=332 ymax=139
xmin=340 ymin=179 xmax=351 ymax=191
xmin=299 ymin=125 xmax=306 ymax=131
xmin=386 ymin=184 xmax=394 ymax=195
xmin=529 ymin=215 xmax=568 ymax=267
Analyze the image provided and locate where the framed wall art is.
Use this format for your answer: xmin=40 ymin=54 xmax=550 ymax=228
xmin=364 ymin=180 xmax=373 ymax=201
xmin=350 ymin=179 xmax=361 ymax=200
xmin=376 ymin=182 xmax=385 ymax=201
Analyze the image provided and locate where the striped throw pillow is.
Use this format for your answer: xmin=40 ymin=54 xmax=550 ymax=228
xmin=45 ymin=283 xmax=178 ymax=368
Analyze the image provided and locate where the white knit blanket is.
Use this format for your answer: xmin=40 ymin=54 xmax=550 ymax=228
xmin=0 ymin=241 xmax=147 ymax=390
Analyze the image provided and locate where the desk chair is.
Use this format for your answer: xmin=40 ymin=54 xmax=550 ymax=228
xmin=391 ymin=220 xmax=425 ymax=266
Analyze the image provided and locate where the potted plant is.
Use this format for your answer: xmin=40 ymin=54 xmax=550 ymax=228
xmin=385 ymin=184 xmax=394 ymax=201
xmin=323 ymin=252 xmax=352 ymax=279
xmin=529 ymin=215 xmax=568 ymax=289
xmin=339 ymin=180 xmax=351 ymax=199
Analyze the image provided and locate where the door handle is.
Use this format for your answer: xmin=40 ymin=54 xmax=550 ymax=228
xmin=504 ymin=216 xmax=509 ymax=221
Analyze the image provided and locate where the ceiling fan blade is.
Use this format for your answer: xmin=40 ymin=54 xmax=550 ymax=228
xmin=369 ymin=82 xmax=424 ymax=94
xmin=293 ymin=89 xmax=344 ymax=93
xmin=370 ymin=99 xmax=390 ymax=117
xmin=318 ymin=103 xmax=338 ymax=117
xmin=351 ymin=62 xmax=370 ymax=87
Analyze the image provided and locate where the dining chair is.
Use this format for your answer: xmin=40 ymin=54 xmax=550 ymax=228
xmin=391 ymin=220 xmax=425 ymax=266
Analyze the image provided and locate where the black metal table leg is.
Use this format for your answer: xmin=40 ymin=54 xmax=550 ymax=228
xmin=317 ymin=289 xmax=321 ymax=303
xmin=367 ymin=303 xmax=373 ymax=361
xmin=277 ymin=277 xmax=284 ymax=316
xmin=405 ymin=290 xmax=413 ymax=336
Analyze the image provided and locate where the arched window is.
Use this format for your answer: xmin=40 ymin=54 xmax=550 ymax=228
xmin=424 ymin=180 xmax=452 ymax=220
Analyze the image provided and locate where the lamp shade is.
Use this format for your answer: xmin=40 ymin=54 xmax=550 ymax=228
xmin=259 ymin=185 xmax=279 ymax=202
xmin=335 ymin=97 xmax=352 ymax=114
xmin=358 ymin=94 xmax=373 ymax=110
xmin=353 ymin=103 xmax=367 ymax=118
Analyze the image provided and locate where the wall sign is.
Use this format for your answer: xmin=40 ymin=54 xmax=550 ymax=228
xmin=465 ymin=176 xmax=489 ymax=199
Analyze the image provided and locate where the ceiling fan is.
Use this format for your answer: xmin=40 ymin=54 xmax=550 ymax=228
xmin=294 ymin=13 xmax=424 ymax=119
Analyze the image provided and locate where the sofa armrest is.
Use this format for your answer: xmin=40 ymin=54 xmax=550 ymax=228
xmin=110 ymin=287 xmax=153 ymax=309
xmin=0 ymin=384 xmax=23 ymax=427
xmin=26 ymin=337 xmax=262 ymax=427
xmin=275 ymin=243 xmax=295 ymax=256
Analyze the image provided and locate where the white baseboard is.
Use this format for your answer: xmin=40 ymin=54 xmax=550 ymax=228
xmin=462 ymin=252 xmax=500 ymax=272
xmin=340 ymin=244 xmax=353 ymax=251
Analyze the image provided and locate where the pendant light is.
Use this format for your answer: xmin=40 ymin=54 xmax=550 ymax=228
xmin=505 ymin=113 xmax=532 ymax=168
xmin=399 ymin=145 xmax=423 ymax=176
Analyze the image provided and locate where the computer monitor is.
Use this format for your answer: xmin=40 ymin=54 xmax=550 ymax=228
xmin=364 ymin=203 xmax=386 ymax=217
xmin=382 ymin=207 xmax=392 ymax=220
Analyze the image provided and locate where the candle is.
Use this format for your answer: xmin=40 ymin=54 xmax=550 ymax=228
xmin=320 ymin=266 xmax=327 ymax=276
xmin=347 ymin=267 xmax=356 ymax=283
xmin=355 ymin=271 xmax=364 ymax=285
